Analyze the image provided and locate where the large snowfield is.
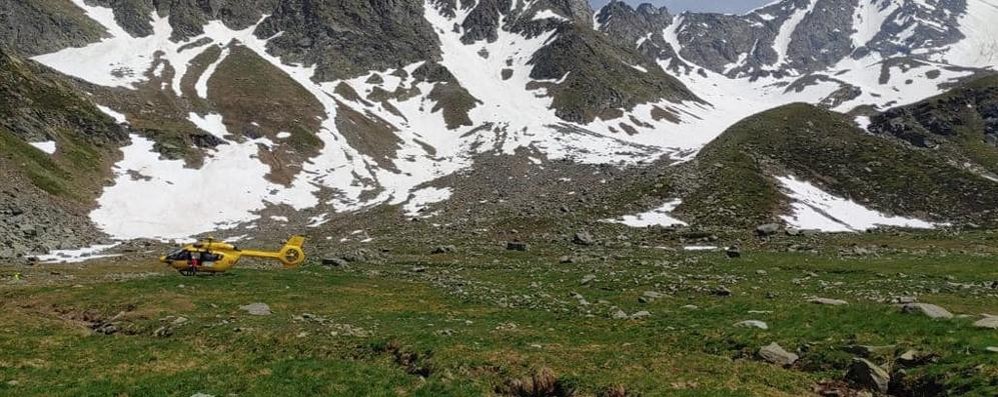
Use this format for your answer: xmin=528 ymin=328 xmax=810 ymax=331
xmin=29 ymin=0 xmax=996 ymax=239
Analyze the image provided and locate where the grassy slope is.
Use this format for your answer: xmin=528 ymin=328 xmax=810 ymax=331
xmin=1 ymin=240 xmax=996 ymax=396
xmin=0 ymin=48 xmax=125 ymax=201
xmin=677 ymin=103 xmax=998 ymax=228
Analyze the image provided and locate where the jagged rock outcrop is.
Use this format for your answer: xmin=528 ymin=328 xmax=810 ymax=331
xmin=869 ymin=74 xmax=998 ymax=175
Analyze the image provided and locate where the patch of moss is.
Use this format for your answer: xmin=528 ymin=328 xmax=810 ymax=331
xmin=287 ymin=125 xmax=324 ymax=153
xmin=0 ymin=126 xmax=70 ymax=196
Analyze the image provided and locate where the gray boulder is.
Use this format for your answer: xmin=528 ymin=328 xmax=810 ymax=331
xmin=755 ymin=223 xmax=781 ymax=236
xmin=900 ymin=303 xmax=953 ymax=319
xmin=845 ymin=358 xmax=890 ymax=394
xmin=239 ymin=302 xmax=272 ymax=316
xmin=973 ymin=315 xmax=998 ymax=329
xmin=758 ymin=342 xmax=799 ymax=366
xmin=572 ymin=231 xmax=595 ymax=246
xmin=810 ymin=298 xmax=849 ymax=306
xmin=734 ymin=320 xmax=768 ymax=330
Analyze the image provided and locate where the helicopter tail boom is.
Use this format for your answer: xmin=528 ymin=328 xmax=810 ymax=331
xmin=240 ymin=235 xmax=307 ymax=268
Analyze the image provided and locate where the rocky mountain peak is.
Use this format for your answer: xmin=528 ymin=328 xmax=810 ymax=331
xmin=595 ymin=1 xmax=673 ymax=46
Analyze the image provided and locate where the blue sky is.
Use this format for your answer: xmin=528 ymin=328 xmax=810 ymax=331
xmin=589 ymin=0 xmax=775 ymax=14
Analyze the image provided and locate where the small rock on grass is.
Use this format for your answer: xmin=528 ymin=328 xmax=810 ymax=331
xmin=898 ymin=349 xmax=937 ymax=366
xmin=572 ymin=231 xmax=595 ymax=246
xmin=431 ymin=245 xmax=456 ymax=254
xmin=758 ymin=342 xmax=799 ymax=366
xmin=506 ymin=241 xmax=529 ymax=251
xmin=239 ymin=302 xmax=272 ymax=316
xmin=755 ymin=223 xmax=781 ymax=236
xmin=639 ymin=291 xmax=662 ymax=303
xmin=734 ymin=320 xmax=768 ymax=330
xmin=629 ymin=311 xmax=651 ymax=320
xmin=986 ymin=347 xmax=998 ymax=353
xmin=900 ymin=303 xmax=953 ymax=319
xmin=845 ymin=358 xmax=890 ymax=394
xmin=810 ymin=298 xmax=848 ymax=306
xmin=712 ymin=286 xmax=732 ymax=296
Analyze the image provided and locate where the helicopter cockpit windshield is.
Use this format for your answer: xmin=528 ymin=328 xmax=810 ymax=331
xmin=165 ymin=249 xmax=191 ymax=261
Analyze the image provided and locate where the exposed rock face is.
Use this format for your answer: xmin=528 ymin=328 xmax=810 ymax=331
xmin=595 ymin=2 xmax=672 ymax=47
xmin=256 ymin=0 xmax=439 ymax=81
xmin=531 ymin=25 xmax=699 ymax=123
xmin=0 ymin=0 xmax=106 ymax=56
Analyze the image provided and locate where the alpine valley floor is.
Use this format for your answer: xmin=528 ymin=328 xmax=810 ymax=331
xmin=2 ymin=230 xmax=996 ymax=396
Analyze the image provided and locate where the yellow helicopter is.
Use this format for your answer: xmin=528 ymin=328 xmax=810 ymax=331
xmin=160 ymin=235 xmax=306 ymax=276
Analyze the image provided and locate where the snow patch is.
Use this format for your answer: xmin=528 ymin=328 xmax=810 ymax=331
xmin=91 ymin=132 xmax=290 ymax=240
xmin=605 ymin=199 xmax=687 ymax=227
xmin=855 ymin=115 xmax=872 ymax=132
xmin=533 ymin=10 xmax=568 ymax=22
xmin=403 ymin=186 xmax=452 ymax=217
xmin=683 ymin=246 xmax=718 ymax=251
xmin=772 ymin=0 xmax=818 ymax=70
xmin=777 ymin=175 xmax=938 ymax=232
xmin=852 ymin=0 xmax=901 ymax=49
xmin=29 ymin=141 xmax=57 ymax=155
xmin=97 ymin=105 xmax=129 ymax=124
xmin=196 ymin=45 xmax=230 ymax=98
xmin=38 ymin=243 xmax=121 ymax=264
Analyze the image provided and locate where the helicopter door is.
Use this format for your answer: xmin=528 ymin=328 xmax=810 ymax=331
xmin=202 ymin=252 xmax=223 ymax=267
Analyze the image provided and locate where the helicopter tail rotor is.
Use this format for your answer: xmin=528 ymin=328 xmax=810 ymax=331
xmin=277 ymin=235 xmax=307 ymax=268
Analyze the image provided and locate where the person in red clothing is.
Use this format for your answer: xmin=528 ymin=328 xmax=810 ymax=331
xmin=188 ymin=251 xmax=202 ymax=269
